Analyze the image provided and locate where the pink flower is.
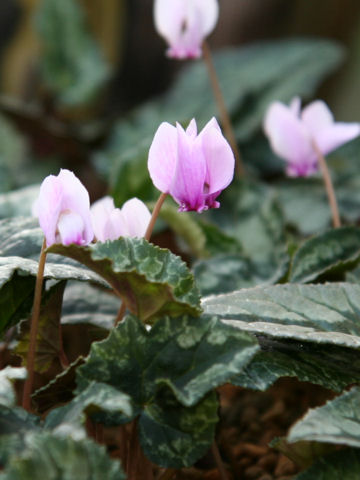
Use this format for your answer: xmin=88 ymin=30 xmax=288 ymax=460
xmin=37 ymin=169 xmax=93 ymax=247
xmin=264 ymin=98 xmax=360 ymax=177
xmin=154 ymin=0 xmax=219 ymax=59
xmin=91 ymin=197 xmax=151 ymax=242
xmin=148 ymin=118 xmax=235 ymax=212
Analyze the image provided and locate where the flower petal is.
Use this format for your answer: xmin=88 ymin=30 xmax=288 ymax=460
xmin=199 ymin=118 xmax=235 ymax=194
xmin=91 ymin=196 xmax=115 ymax=242
xmin=121 ymin=198 xmax=151 ymax=238
xmin=153 ymin=0 xmax=185 ymax=43
xmin=57 ymin=169 xmax=94 ymax=245
xmin=301 ymin=100 xmax=334 ymax=132
xmin=315 ymin=123 xmax=360 ymax=155
xmin=264 ymin=102 xmax=315 ymax=166
xmin=154 ymin=0 xmax=218 ymax=58
xmin=302 ymin=100 xmax=360 ymax=154
xmin=148 ymin=122 xmax=178 ymax=193
xmin=194 ymin=0 xmax=219 ymax=36
xmin=37 ymin=175 xmax=63 ymax=247
xmin=57 ymin=211 xmax=85 ymax=246
xmin=186 ymin=118 xmax=198 ymax=137
xmin=170 ymin=123 xmax=207 ymax=211
xmin=290 ymin=96 xmax=301 ymax=117
xmin=103 ymin=209 xmax=127 ymax=241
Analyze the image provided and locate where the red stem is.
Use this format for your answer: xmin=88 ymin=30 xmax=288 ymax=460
xmin=22 ymin=238 xmax=47 ymax=411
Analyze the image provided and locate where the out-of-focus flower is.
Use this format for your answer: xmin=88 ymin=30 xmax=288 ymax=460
xmin=91 ymin=196 xmax=151 ymax=241
xmin=36 ymin=169 xmax=93 ymax=247
xmin=148 ymin=117 xmax=235 ymax=212
xmin=154 ymin=0 xmax=219 ymax=59
xmin=264 ymin=97 xmax=360 ymax=177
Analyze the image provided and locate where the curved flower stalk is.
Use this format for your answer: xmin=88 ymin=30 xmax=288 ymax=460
xmin=148 ymin=117 xmax=235 ymax=213
xmin=264 ymin=98 xmax=360 ymax=177
xmin=91 ymin=196 xmax=151 ymax=241
xmin=36 ymin=169 xmax=94 ymax=247
xmin=24 ymin=168 xmax=92 ymax=410
xmin=154 ymin=0 xmax=219 ymax=59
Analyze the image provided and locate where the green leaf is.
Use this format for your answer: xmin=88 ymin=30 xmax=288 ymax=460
xmin=32 ymin=357 xmax=85 ymax=414
xmin=139 ymin=389 xmax=218 ymax=469
xmin=203 ymin=283 xmax=360 ymax=343
xmin=277 ymin=142 xmax=360 ymax=234
xmin=277 ymin=178 xmax=331 ymax=235
xmin=207 ymin=181 xmax=289 ymax=283
xmin=294 ymin=448 xmax=360 ymax=480
xmin=75 ymin=314 xmax=258 ymax=467
xmin=45 ymin=381 xmax=133 ymax=430
xmin=0 ymin=218 xmax=107 ymax=338
xmin=197 ymin=221 xmax=243 ymax=257
xmin=288 ymin=387 xmax=360 ymax=448
xmin=0 ymin=367 xmax=27 ymax=407
xmin=0 ymin=186 xmax=39 ymax=219
xmin=0 ymin=271 xmax=35 ymax=339
xmin=194 ymin=253 xmax=287 ymax=296
xmin=203 ymin=283 xmax=360 ymax=389
xmin=48 ymin=238 xmax=201 ymax=322
xmin=231 ymin=343 xmax=360 ymax=392
xmin=0 ymin=407 xmax=40 ymax=436
xmin=0 ymin=433 xmax=125 ymax=480
xmin=271 ymin=437 xmax=336 ymax=469
xmin=290 ymin=226 xmax=360 ymax=283
xmin=158 ymin=201 xmax=207 ymax=258
xmin=35 ymin=0 xmax=110 ymax=107
xmin=15 ymin=282 xmax=66 ymax=373
xmin=62 ymin=281 xmax=120 ymax=330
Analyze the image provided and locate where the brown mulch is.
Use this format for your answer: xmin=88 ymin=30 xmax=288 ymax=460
xmin=175 ymin=378 xmax=334 ymax=480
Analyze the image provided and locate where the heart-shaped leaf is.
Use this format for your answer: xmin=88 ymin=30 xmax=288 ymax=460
xmin=288 ymin=386 xmax=360 ymax=448
xmin=0 ymin=433 xmax=125 ymax=480
xmin=74 ymin=314 xmax=258 ymax=467
xmin=48 ymin=238 xmax=201 ymax=322
xmin=290 ymin=226 xmax=360 ymax=283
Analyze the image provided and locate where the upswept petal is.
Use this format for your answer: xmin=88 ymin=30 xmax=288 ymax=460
xmin=153 ymin=0 xmax=185 ymax=43
xmin=178 ymin=2 xmax=203 ymax=58
xmin=57 ymin=211 xmax=85 ymax=246
xmin=301 ymin=100 xmax=334 ymax=133
xmin=121 ymin=198 xmax=151 ymax=238
xmin=186 ymin=118 xmax=198 ymax=137
xmin=170 ymin=123 xmax=207 ymax=211
xmin=314 ymin=123 xmax=360 ymax=156
xmin=104 ymin=209 xmax=127 ymax=241
xmin=194 ymin=0 xmax=219 ymax=36
xmin=91 ymin=196 xmax=116 ymax=242
xmin=290 ymin=96 xmax=301 ymax=117
xmin=37 ymin=175 xmax=63 ymax=247
xmin=57 ymin=169 xmax=93 ymax=245
xmin=264 ymin=102 xmax=314 ymax=165
xmin=199 ymin=118 xmax=235 ymax=194
xmin=148 ymin=122 xmax=178 ymax=193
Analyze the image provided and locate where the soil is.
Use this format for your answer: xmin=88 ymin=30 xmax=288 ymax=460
xmin=174 ymin=378 xmax=334 ymax=480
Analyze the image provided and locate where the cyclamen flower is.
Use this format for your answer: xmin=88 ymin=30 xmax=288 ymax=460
xmin=36 ymin=169 xmax=93 ymax=247
xmin=264 ymin=97 xmax=360 ymax=177
xmin=91 ymin=197 xmax=151 ymax=242
xmin=148 ymin=118 xmax=235 ymax=212
xmin=154 ymin=0 xmax=219 ymax=59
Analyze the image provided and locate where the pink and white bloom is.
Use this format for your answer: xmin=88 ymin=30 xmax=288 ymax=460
xmin=264 ymin=97 xmax=360 ymax=177
xmin=154 ymin=0 xmax=219 ymax=59
xmin=148 ymin=117 xmax=235 ymax=212
xmin=36 ymin=169 xmax=93 ymax=247
xmin=91 ymin=196 xmax=151 ymax=241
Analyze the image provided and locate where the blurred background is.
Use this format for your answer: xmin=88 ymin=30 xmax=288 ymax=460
xmin=0 ymin=0 xmax=360 ymax=200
